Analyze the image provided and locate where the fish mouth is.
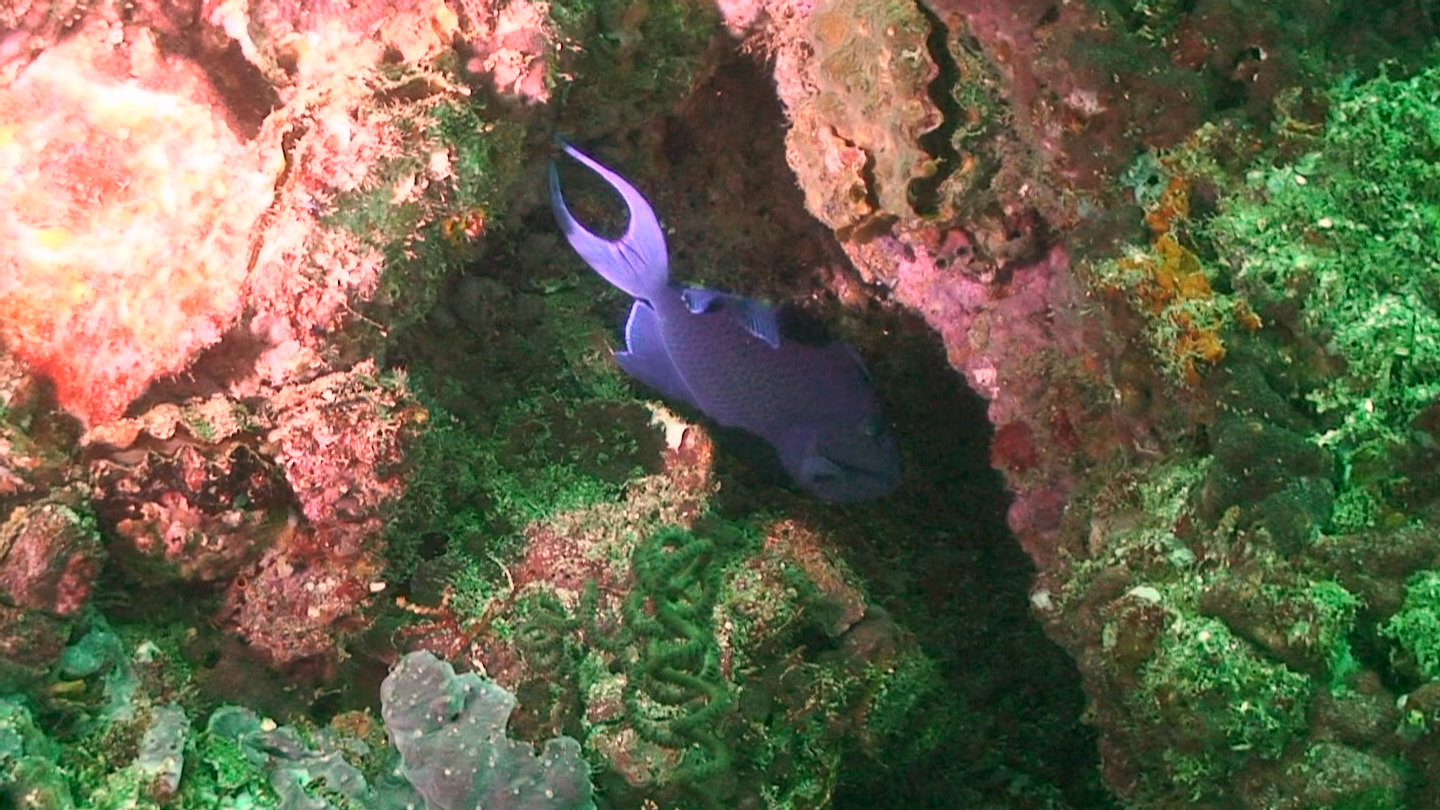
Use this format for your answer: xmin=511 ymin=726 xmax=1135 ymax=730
xmin=821 ymin=455 xmax=897 ymax=483
xmin=810 ymin=451 xmax=902 ymax=499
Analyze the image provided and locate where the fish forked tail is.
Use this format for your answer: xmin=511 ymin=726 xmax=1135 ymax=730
xmin=549 ymin=141 xmax=671 ymax=300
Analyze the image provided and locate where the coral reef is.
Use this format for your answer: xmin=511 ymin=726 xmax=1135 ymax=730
xmin=0 ymin=0 xmax=527 ymax=681
xmin=690 ymin=0 xmax=1440 ymax=803
xmin=0 ymin=464 xmax=103 ymax=689
xmin=784 ymin=0 xmax=942 ymax=237
xmin=5 ymin=0 xmax=1439 ymax=806
xmin=1032 ymin=62 xmax=1440 ymax=809
xmin=0 ymin=0 xmax=551 ymax=429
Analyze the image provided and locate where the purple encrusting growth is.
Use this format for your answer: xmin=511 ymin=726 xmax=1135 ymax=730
xmin=549 ymin=143 xmax=901 ymax=502
xmin=381 ymin=651 xmax=596 ymax=810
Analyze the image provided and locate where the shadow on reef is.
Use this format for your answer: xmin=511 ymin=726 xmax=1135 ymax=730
xmin=661 ymin=53 xmax=1112 ymax=807
xmin=796 ymin=315 xmax=1114 ymax=810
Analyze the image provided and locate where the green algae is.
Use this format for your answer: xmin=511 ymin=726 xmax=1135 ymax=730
xmin=1064 ymin=63 xmax=1440 ymax=806
xmin=1380 ymin=568 xmax=1440 ymax=683
xmin=1295 ymin=580 xmax=1364 ymax=691
xmin=1139 ymin=616 xmax=1313 ymax=798
xmin=1208 ymin=62 xmax=1440 ymax=521
xmin=616 ymin=526 xmax=733 ymax=808
xmin=1052 ymin=449 xmax=1377 ymax=806
xmin=549 ymin=0 xmax=720 ymax=132
xmin=382 ymin=277 xmax=663 ymax=582
xmin=326 ymin=94 xmax=527 ymax=335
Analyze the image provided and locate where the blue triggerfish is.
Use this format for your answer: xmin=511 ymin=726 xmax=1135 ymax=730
xmin=548 ymin=142 xmax=902 ymax=502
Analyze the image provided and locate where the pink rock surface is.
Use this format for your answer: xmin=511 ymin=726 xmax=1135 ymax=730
xmin=0 ymin=496 xmax=103 ymax=617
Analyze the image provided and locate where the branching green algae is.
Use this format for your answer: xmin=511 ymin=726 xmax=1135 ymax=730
xmin=1209 ymin=63 xmax=1440 ymax=526
xmin=1059 ymin=58 xmax=1440 ymax=810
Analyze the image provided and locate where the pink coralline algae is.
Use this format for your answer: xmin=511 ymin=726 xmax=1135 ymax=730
xmin=0 ymin=606 xmax=68 ymax=678
xmin=221 ymin=365 xmax=425 ymax=670
xmin=89 ymin=419 xmax=292 ymax=586
xmin=222 ymin=525 xmax=380 ymax=672
xmin=71 ymin=364 xmax=423 ymax=672
xmin=0 ymin=494 xmax=103 ymax=618
xmin=264 ymin=364 xmax=423 ymax=546
xmin=0 ymin=491 xmax=103 ymax=682
xmin=864 ymin=236 xmax=1103 ymax=567
xmin=0 ymin=0 xmax=527 ymax=428
xmin=456 ymin=0 xmax=556 ymax=104
xmin=0 ymin=0 xmax=501 ymax=680
xmin=0 ymin=23 xmax=278 ymax=427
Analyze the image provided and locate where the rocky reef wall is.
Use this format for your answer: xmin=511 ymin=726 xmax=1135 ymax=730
xmin=2 ymin=0 xmax=1440 ymax=808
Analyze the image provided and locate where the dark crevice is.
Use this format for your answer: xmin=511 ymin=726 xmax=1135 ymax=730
xmin=908 ymin=0 xmax=967 ymax=217
xmin=1212 ymin=76 xmax=1250 ymax=113
xmin=823 ymin=308 xmax=1113 ymax=810
xmin=137 ymin=1 xmax=280 ymax=141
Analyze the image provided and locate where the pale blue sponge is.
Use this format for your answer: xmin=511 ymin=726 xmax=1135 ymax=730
xmin=381 ymin=651 xmax=596 ymax=810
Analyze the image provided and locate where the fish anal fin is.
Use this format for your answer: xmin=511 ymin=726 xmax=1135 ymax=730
xmin=616 ymin=302 xmax=697 ymax=408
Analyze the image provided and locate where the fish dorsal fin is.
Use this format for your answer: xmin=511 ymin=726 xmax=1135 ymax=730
xmin=681 ymin=288 xmax=782 ymax=349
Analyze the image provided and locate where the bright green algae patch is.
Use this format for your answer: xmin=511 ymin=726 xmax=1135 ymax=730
xmin=1061 ymin=60 xmax=1440 ymax=809
xmin=1207 ymin=63 xmax=1440 ymax=524
xmin=1381 ymin=569 xmax=1440 ymax=682
xmin=1138 ymin=616 xmax=1312 ymax=794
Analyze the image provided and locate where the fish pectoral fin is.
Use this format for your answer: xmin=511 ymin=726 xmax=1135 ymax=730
xmin=798 ymin=453 xmax=844 ymax=485
xmin=835 ymin=342 xmax=874 ymax=382
xmin=680 ymin=288 xmax=725 ymax=314
xmin=549 ymin=142 xmax=670 ymax=299
xmin=681 ymin=288 xmax=782 ymax=349
xmin=616 ymin=301 xmax=699 ymax=408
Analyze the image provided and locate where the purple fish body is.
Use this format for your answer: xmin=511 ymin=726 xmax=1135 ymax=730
xmin=549 ymin=143 xmax=901 ymax=502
